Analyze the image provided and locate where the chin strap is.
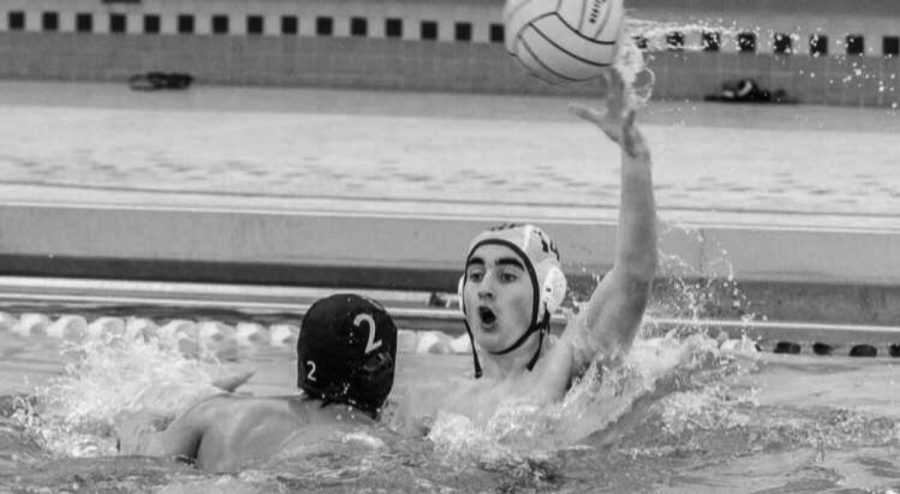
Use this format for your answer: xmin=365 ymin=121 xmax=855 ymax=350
xmin=489 ymin=314 xmax=543 ymax=356
xmin=466 ymin=311 xmax=551 ymax=378
xmin=524 ymin=314 xmax=549 ymax=371
xmin=463 ymin=320 xmax=483 ymax=379
xmin=524 ymin=312 xmax=551 ymax=371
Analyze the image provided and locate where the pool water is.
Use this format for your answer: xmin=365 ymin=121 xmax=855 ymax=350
xmin=2 ymin=82 xmax=898 ymax=223
xmin=2 ymin=321 xmax=900 ymax=493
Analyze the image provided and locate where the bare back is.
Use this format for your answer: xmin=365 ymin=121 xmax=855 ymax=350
xmin=134 ymin=395 xmax=375 ymax=472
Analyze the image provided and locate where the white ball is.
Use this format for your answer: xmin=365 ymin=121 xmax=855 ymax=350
xmin=46 ymin=315 xmax=88 ymax=340
xmin=397 ymin=329 xmax=418 ymax=354
xmin=235 ymin=322 xmax=268 ymax=347
xmin=415 ymin=331 xmax=453 ymax=355
xmin=157 ymin=319 xmax=200 ymax=357
xmin=86 ymin=317 xmax=126 ymax=340
xmin=449 ymin=334 xmax=473 ymax=355
xmin=197 ymin=321 xmax=236 ymax=345
xmin=158 ymin=319 xmax=198 ymax=341
xmin=720 ymin=338 xmax=761 ymax=355
xmin=124 ymin=317 xmax=159 ymax=341
xmin=269 ymin=324 xmax=299 ymax=348
xmin=0 ymin=312 xmax=19 ymax=333
xmin=158 ymin=320 xmax=201 ymax=357
xmin=504 ymin=0 xmax=624 ymax=84
xmin=197 ymin=321 xmax=238 ymax=360
xmin=13 ymin=313 xmax=51 ymax=338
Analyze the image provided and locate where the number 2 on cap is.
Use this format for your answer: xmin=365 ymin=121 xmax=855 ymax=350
xmin=306 ymin=360 xmax=317 ymax=381
xmin=354 ymin=313 xmax=382 ymax=353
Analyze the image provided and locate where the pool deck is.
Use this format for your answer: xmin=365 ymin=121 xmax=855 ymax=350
xmin=1 ymin=81 xmax=899 ymax=325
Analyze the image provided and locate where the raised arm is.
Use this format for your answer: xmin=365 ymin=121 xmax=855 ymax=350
xmin=562 ymin=71 xmax=658 ymax=377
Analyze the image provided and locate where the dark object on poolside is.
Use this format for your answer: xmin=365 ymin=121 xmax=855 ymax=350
xmin=129 ymin=72 xmax=193 ymax=91
xmin=773 ymin=341 xmax=801 ymax=354
xmin=889 ymin=344 xmax=900 ymax=357
xmin=427 ymin=292 xmax=451 ymax=308
xmin=812 ymin=342 xmax=833 ymax=356
xmin=704 ymin=78 xmax=796 ymax=104
xmin=849 ymin=344 xmax=877 ymax=357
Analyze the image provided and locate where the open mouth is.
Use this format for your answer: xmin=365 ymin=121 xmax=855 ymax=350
xmin=477 ymin=306 xmax=497 ymax=327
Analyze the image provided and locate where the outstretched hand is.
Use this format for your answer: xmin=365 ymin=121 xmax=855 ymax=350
xmin=568 ymin=70 xmax=649 ymax=160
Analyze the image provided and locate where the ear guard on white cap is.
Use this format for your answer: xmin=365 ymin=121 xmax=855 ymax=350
xmin=540 ymin=266 xmax=567 ymax=315
xmin=456 ymin=275 xmax=466 ymax=316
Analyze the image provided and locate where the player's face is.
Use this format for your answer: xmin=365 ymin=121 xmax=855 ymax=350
xmin=463 ymin=244 xmax=534 ymax=353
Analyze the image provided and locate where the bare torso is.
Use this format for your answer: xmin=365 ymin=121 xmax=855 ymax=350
xmin=134 ymin=395 xmax=375 ymax=472
xmin=399 ymin=334 xmax=577 ymax=430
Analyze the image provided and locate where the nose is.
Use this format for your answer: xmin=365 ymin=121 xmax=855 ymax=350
xmin=476 ymin=271 xmax=497 ymax=299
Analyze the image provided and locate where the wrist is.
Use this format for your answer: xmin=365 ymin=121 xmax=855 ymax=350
xmin=622 ymin=128 xmax=649 ymax=160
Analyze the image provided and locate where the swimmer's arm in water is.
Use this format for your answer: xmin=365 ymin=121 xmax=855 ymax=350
xmin=131 ymin=396 xmax=223 ymax=463
xmin=117 ymin=373 xmax=250 ymax=459
xmin=562 ymin=71 xmax=658 ymax=378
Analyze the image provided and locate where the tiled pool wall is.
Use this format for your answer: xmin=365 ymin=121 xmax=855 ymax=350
xmin=1 ymin=0 xmax=898 ymax=105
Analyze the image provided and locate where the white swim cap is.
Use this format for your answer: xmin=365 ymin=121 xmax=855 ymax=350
xmin=459 ymin=223 xmax=567 ymax=323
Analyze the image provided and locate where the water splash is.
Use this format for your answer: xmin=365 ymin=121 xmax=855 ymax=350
xmin=613 ymin=18 xmax=746 ymax=111
xmin=14 ymin=335 xmax=235 ymax=458
xmin=425 ymin=332 xmax=751 ymax=470
xmin=621 ymin=18 xmax=900 ymax=109
xmin=648 ymin=222 xmax=764 ymax=338
xmin=626 ymin=18 xmax=743 ymax=49
xmin=614 ymin=30 xmax=655 ymax=109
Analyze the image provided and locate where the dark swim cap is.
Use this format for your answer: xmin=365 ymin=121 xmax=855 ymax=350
xmin=297 ymin=294 xmax=397 ymax=416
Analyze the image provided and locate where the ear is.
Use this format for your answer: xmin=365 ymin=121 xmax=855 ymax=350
xmin=541 ymin=267 xmax=567 ymax=315
xmin=456 ymin=275 xmax=466 ymax=316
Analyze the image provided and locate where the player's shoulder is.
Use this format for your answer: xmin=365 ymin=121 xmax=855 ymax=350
xmin=184 ymin=393 xmax=242 ymax=417
xmin=182 ymin=393 xmax=261 ymax=418
xmin=190 ymin=395 xmax=298 ymax=428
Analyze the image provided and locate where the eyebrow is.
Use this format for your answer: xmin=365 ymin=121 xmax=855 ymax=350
xmin=466 ymin=257 xmax=524 ymax=270
xmin=466 ymin=257 xmax=485 ymax=269
xmin=496 ymin=257 xmax=526 ymax=270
